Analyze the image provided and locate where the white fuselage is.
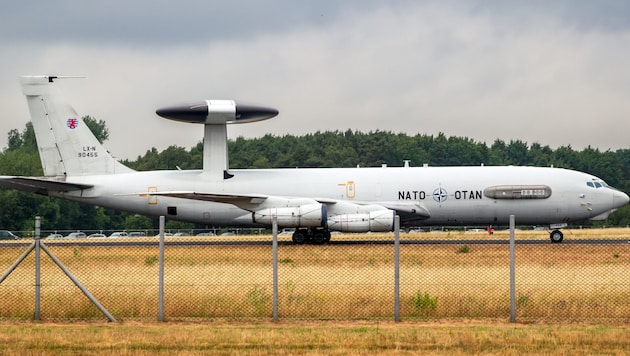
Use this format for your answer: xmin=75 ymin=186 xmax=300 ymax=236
xmin=56 ymin=165 xmax=625 ymax=228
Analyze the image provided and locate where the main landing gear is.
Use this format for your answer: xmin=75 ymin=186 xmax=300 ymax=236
xmin=291 ymin=228 xmax=331 ymax=245
xmin=549 ymin=229 xmax=564 ymax=243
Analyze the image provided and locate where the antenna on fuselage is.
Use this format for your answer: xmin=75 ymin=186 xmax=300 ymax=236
xmin=155 ymin=100 xmax=278 ymax=180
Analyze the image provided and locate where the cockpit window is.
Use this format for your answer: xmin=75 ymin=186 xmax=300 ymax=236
xmin=587 ymin=179 xmax=608 ymax=188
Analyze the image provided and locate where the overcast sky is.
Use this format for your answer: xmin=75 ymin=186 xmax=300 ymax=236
xmin=1 ymin=0 xmax=629 ymax=161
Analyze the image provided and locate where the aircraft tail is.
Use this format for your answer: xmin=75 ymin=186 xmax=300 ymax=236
xmin=20 ymin=76 xmax=134 ymax=177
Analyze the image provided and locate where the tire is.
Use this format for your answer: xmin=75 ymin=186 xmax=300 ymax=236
xmin=550 ymin=230 xmax=564 ymax=243
xmin=292 ymin=232 xmax=306 ymax=244
xmin=312 ymin=233 xmax=325 ymax=244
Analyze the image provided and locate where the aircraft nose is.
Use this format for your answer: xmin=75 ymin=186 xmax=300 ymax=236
xmin=612 ymin=189 xmax=630 ymax=208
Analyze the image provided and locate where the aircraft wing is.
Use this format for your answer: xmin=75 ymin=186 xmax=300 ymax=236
xmin=378 ymin=202 xmax=431 ymax=219
xmin=135 ymin=191 xmax=431 ymax=220
xmin=0 ymin=176 xmax=94 ymax=194
xmin=314 ymin=198 xmax=430 ymax=219
xmin=135 ymin=191 xmax=269 ymax=204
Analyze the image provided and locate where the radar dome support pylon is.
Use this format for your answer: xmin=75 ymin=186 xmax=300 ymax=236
xmin=156 ymin=100 xmax=278 ymax=180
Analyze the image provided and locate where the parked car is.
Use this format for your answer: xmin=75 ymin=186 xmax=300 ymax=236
xmin=87 ymin=233 xmax=106 ymax=238
xmin=0 ymin=230 xmax=19 ymax=240
xmin=128 ymin=232 xmax=145 ymax=237
xmin=153 ymin=232 xmax=173 ymax=237
xmin=66 ymin=232 xmax=87 ymax=238
xmin=46 ymin=233 xmax=63 ymax=239
xmin=109 ymin=231 xmax=128 ymax=238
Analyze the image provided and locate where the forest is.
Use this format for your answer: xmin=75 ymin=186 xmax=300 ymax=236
xmin=1 ymin=117 xmax=629 ymax=232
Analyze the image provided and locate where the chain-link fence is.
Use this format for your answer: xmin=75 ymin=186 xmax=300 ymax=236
xmin=0 ymin=225 xmax=628 ymax=322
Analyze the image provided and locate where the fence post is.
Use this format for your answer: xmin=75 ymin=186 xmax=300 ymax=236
xmin=272 ymin=217 xmax=278 ymax=321
xmin=509 ymin=214 xmax=516 ymax=323
xmin=34 ymin=216 xmax=41 ymax=321
xmin=394 ymin=215 xmax=400 ymax=322
xmin=158 ymin=216 xmax=165 ymax=322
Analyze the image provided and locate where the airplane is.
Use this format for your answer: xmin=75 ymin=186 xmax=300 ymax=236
xmin=0 ymin=75 xmax=627 ymax=244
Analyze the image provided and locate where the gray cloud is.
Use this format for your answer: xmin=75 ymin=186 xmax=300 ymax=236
xmin=4 ymin=1 xmax=629 ymax=46
xmin=1 ymin=1 xmax=629 ymax=161
xmin=0 ymin=1 xmax=370 ymax=45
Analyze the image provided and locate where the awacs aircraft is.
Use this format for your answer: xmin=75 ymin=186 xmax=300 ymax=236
xmin=0 ymin=76 xmax=628 ymax=244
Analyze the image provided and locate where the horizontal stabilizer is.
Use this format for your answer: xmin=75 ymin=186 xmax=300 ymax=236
xmin=0 ymin=176 xmax=93 ymax=194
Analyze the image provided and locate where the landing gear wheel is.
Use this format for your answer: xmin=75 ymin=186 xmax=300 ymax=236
xmin=312 ymin=232 xmax=325 ymax=244
xmin=550 ymin=229 xmax=564 ymax=243
xmin=290 ymin=228 xmax=332 ymax=244
xmin=292 ymin=232 xmax=306 ymax=244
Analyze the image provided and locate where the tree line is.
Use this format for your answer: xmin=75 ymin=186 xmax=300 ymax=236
xmin=1 ymin=118 xmax=629 ymax=232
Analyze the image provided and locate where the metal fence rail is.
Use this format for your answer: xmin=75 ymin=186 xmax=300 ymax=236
xmin=0 ymin=218 xmax=628 ymax=322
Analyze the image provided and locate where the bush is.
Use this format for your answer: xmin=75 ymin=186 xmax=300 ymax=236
xmin=412 ymin=291 xmax=438 ymax=314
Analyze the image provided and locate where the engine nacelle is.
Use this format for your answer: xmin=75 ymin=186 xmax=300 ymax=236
xmin=253 ymin=203 xmax=326 ymax=227
xmin=328 ymin=209 xmax=394 ymax=233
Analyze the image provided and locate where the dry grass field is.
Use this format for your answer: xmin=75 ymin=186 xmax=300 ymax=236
xmin=0 ymin=228 xmax=628 ymax=321
xmin=0 ymin=228 xmax=628 ymax=353
xmin=0 ymin=320 xmax=629 ymax=355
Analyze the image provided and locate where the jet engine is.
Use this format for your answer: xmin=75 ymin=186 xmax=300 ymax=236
xmin=253 ymin=203 xmax=326 ymax=228
xmin=239 ymin=198 xmax=396 ymax=233
xmin=328 ymin=210 xmax=394 ymax=232
xmin=326 ymin=201 xmax=395 ymax=232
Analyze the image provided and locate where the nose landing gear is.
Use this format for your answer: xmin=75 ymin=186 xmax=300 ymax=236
xmin=550 ymin=229 xmax=564 ymax=243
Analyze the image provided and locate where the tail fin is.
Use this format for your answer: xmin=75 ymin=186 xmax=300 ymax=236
xmin=20 ymin=76 xmax=134 ymax=177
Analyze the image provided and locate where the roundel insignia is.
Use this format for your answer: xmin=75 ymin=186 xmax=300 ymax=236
xmin=67 ymin=118 xmax=79 ymax=129
xmin=433 ymin=187 xmax=448 ymax=203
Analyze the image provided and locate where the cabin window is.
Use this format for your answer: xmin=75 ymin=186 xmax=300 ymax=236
xmin=167 ymin=206 xmax=177 ymax=216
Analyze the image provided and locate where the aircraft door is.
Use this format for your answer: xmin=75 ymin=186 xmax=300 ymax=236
xmin=338 ymin=181 xmax=356 ymax=199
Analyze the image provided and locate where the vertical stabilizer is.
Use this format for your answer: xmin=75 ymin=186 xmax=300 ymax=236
xmin=20 ymin=76 xmax=134 ymax=177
